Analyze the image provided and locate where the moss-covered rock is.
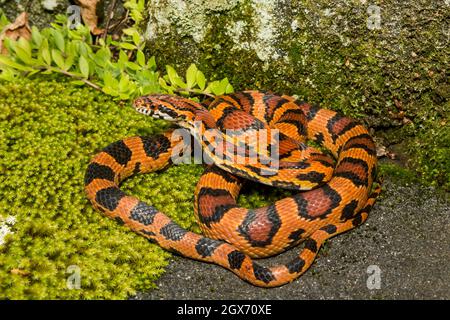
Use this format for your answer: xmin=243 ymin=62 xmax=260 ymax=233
xmin=144 ymin=0 xmax=447 ymax=122
xmin=407 ymin=122 xmax=450 ymax=190
xmin=142 ymin=0 xmax=449 ymax=189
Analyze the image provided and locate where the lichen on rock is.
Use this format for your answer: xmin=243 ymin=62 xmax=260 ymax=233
xmin=145 ymin=0 xmax=241 ymax=43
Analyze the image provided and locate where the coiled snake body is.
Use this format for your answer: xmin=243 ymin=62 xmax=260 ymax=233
xmin=85 ymin=91 xmax=381 ymax=287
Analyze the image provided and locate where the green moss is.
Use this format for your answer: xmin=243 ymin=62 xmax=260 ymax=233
xmin=0 ymin=78 xmax=202 ymax=299
xmin=406 ymin=120 xmax=450 ymax=191
xmin=378 ymin=163 xmax=420 ymax=185
xmin=237 ymin=184 xmax=294 ymax=209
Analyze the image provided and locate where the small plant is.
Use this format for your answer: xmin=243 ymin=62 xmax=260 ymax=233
xmin=124 ymin=0 xmax=146 ymax=25
xmin=0 ymin=12 xmax=233 ymax=101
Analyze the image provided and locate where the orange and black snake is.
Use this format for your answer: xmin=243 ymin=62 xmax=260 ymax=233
xmin=84 ymin=91 xmax=381 ymax=287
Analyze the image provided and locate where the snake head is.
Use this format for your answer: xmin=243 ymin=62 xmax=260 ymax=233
xmin=132 ymin=95 xmax=183 ymax=122
xmin=133 ymin=94 xmax=215 ymax=132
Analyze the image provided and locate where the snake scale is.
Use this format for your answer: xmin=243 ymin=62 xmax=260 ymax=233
xmin=84 ymin=91 xmax=381 ymax=287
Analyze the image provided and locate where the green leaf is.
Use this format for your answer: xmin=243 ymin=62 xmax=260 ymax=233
xmin=103 ymin=71 xmax=118 ymax=89
xmin=2 ymin=38 xmax=16 ymax=54
xmin=191 ymin=88 xmax=207 ymax=95
xmin=52 ymin=29 xmax=65 ymax=52
xmin=17 ymin=37 xmax=32 ymax=57
xmin=219 ymin=78 xmax=231 ymax=94
xmin=124 ymin=2 xmax=137 ymax=10
xmin=71 ymin=80 xmax=85 ymax=86
xmin=13 ymin=38 xmax=33 ymax=65
xmin=166 ymin=65 xmax=178 ymax=83
xmin=186 ymin=64 xmax=197 ymax=89
xmin=93 ymin=65 xmax=105 ymax=78
xmin=116 ymin=51 xmax=128 ymax=71
xmin=208 ymin=77 xmax=233 ymax=95
xmin=0 ymin=55 xmax=34 ymax=71
xmin=158 ymin=77 xmax=173 ymax=94
xmin=27 ymin=69 xmax=41 ymax=77
xmin=102 ymin=86 xmax=119 ymax=96
xmin=134 ymin=69 xmax=159 ymax=87
xmin=79 ymin=56 xmax=89 ymax=78
xmin=0 ymin=12 xmax=10 ymax=29
xmin=41 ymin=46 xmax=52 ymax=65
xmin=94 ymin=47 xmax=111 ymax=67
xmin=51 ymin=49 xmax=65 ymax=69
xmin=140 ymin=82 xmax=161 ymax=95
xmin=126 ymin=61 xmax=141 ymax=71
xmin=67 ymin=29 xmax=82 ymax=41
xmin=132 ymin=32 xmax=141 ymax=46
xmin=0 ymin=67 xmax=18 ymax=81
xmin=77 ymin=41 xmax=92 ymax=57
xmin=225 ymin=83 xmax=234 ymax=94
xmin=66 ymin=41 xmax=78 ymax=57
xmin=14 ymin=46 xmax=33 ymax=65
xmin=147 ymin=56 xmax=156 ymax=70
xmin=166 ymin=65 xmax=186 ymax=88
xmin=63 ymin=53 xmax=75 ymax=71
xmin=119 ymin=50 xmax=129 ymax=63
xmin=119 ymin=42 xmax=136 ymax=50
xmin=208 ymin=81 xmax=225 ymax=96
xmin=136 ymin=50 xmax=145 ymax=67
xmin=31 ymin=26 xmax=43 ymax=47
xmin=118 ymin=74 xmax=130 ymax=92
xmin=122 ymin=28 xmax=135 ymax=36
xmin=196 ymin=70 xmax=206 ymax=90
xmin=119 ymin=92 xmax=131 ymax=100
xmin=220 ymin=77 xmax=229 ymax=87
